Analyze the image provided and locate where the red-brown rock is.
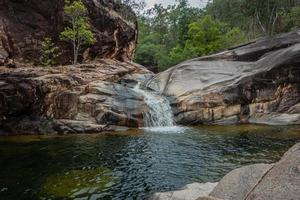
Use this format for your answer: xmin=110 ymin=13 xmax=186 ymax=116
xmin=0 ymin=0 xmax=137 ymax=65
xmin=0 ymin=59 xmax=153 ymax=134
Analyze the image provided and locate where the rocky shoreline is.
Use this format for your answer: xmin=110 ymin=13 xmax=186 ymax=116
xmin=150 ymin=142 xmax=300 ymax=200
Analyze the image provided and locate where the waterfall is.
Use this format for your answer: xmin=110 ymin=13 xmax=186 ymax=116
xmin=133 ymin=84 xmax=175 ymax=127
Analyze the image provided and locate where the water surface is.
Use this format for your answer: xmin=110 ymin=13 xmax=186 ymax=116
xmin=0 ymin=125 xmax=299 ymax=200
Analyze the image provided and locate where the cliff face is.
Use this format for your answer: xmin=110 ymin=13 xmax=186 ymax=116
xmin=0 ymin=60 xmax=153 ymax=135
xmin=0 ymin=0 xmax=155 ymax=135
xmin=0 ymin=0 xmax=137 ymax=65
xmin=147 ymin=30 xmax=300 ymax=125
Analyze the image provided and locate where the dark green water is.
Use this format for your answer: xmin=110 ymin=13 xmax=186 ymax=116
xmin=0 ymin=125 xmax=299 ymax=200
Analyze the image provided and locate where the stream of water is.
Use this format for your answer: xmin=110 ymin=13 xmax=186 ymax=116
xmin=133 ymin=84 xmax=176 ymax=128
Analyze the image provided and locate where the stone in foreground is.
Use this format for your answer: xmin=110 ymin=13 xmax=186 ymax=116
xmin=211 ymin=142 xmax=300 ymax=200
xmin=209 ymin=164 xmax=273 ymax=200
xmin=149 ymin=182 xmax=218 ymax=200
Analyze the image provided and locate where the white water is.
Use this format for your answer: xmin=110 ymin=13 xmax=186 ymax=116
xmin=133 ymin=84 xmax=176 ymax=128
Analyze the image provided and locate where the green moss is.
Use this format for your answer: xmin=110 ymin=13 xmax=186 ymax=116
xmin=39 ymin=168 xmax=115 ymax=198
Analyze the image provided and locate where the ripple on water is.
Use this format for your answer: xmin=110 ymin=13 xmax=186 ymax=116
xmin=0 ymin=125 xmax=299 ymax=199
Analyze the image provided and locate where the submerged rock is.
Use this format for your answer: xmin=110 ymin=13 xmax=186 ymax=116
xmin=146 ymin=30 xmax=300 ymax=125
xmin=40 ymin=167 xmax=115 ymax=199
xmin=0 ymin=60 xmax=152 ymax=134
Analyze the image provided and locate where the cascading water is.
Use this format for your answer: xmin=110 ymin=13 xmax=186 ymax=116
xmin=133 ymin=84 xmax=175 ymax=128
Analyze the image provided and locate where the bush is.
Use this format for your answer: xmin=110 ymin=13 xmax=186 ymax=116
xmin=40 ymin=38 xmax=60 ymax=67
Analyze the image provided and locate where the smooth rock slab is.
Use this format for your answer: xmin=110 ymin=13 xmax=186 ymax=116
xmin=150 ymin=182 xmax=218 ymax=200
xmin=244 ymin=143 xmax=300 ymax=200
xmin=210 ymin=164 xmax=273 ymax=200
xmin=210 ymin=142 xmax=300 ymax=200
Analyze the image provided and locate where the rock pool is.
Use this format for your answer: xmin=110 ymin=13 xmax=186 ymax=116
xmin=0 ymin=125 xmax=299 ymax=200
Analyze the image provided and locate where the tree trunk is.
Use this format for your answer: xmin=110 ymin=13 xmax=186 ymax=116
xmin=73 ymin=42 xmax=77 ymax=65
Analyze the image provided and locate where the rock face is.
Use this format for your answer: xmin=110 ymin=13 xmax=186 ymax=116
xmin=0 ymin=59 xmax=152 ymax=134
xmin=146 ymin=30 xmax=300 ymax=125
xmin=150 ymin=142 xmax=300 ymax=200
xmin=209 ymin=164 xmax=274 ymax=200
xmin=210 ymin=142 xmax=300 ymax=200
xmin=0 ymin=0 xmax=137 ymax=65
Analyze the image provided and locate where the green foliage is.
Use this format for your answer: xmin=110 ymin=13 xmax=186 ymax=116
xmin=114 ymin=0 xmax=146 ymax=17
xmin=206 ymin=0 xmax=300 ymax=37
xmin=135 ymin=13 xmax=246 ymax=71
xmin=290 ymin=6 xmax=300 ymax=27
xmin=170 ymin=16 xmax=246 ymax=63
xmin=134 ymin=0 xmax=299 ymax=71
xmin=60 ymin=0 xmax=96 ymax=64
xmin=134 ymin=0 xmax=203 ymax=71
xmin=282 ymin=6 xmax=300 ymax=31
xmin=40 ymin=37 xmax=60 ymax=67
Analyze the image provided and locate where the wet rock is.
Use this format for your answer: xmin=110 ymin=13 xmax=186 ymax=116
xmin=0 ymin=0 xmax=137 ymax=65
xmin=210 ymin=164 xmax=273 ymax=200
xmin=0 ymin=59 xmax=152 ymax=134
xmin=243 ymin=142 xmax=300 ymax=200
xmin=210 ymin=142 xmax=300 ymax=200
xmin=150 ymin=182 xmax=218 ymax=200
xmin=146 ymin=30 xmax=300 ymax=125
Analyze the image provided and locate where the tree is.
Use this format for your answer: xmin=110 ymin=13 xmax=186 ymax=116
xmin=170 ymin=15 xmax=246 ymax=62
xmin=40 ymin=37 xmax=61 ymax=67
xmin=206 ymin=0 xmax=300 ymax=37
xmin=134 ymin=1 xmax=203 ymax=71
xmin=115 ymin=0 xmax=146 ymax=16
xmin=60 ymin=0 xmax=96 ymax=65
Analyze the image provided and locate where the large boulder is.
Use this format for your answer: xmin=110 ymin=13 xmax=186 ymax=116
xmin=0 ymin=0 xmax=137 ymax=65
xmin=146 ymin=30 xmax=300 ymax=125
xmin=210 ymin=142 xmax=300 ymax=200
xmin=0 ymin=59 xmax=152 ymax=134
xmin=209 ymin=164 xmax=273 ymax=200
